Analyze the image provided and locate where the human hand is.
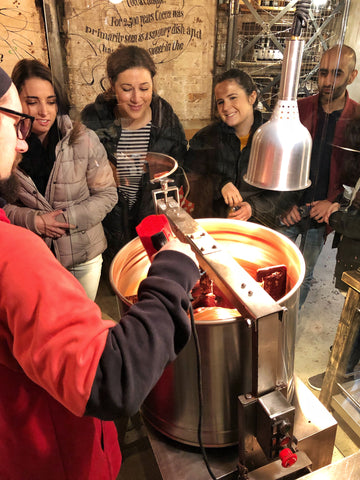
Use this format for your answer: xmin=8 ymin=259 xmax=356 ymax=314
xmin=324 ymin=202 xmax=340 ymax=224
xmin=227 ymin=202 xmax=252 ymax=221
xmin=280 ymin=205 xmax=302 ymax=226
xmin=221 ymin=182 xmax=243 ymax=208
xmin=35 ymin=210 xmax=76 ymax=238
xmin=309 ymin=200 xmax=332 ymax=223
xmin=156 ymin=238 xmax=199 ymax=267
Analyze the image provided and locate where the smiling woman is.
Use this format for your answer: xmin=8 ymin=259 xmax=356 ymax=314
xmin=214 ymin=75 xmax=257 ymax=139
xmin=81 ymin=45 xmax=188 ymax=273
xmin=19 ymin=77 xmax=58 ymax=143
xmin=112 ymin=67 xmax=153 ymax=130
xmin=185 ymin=68 xmax=280 ymax=226
xmin=3 ymin=59 xmax=118 ymax=300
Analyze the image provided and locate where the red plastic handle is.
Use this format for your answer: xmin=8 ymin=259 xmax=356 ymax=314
xmin=136 ymin=214 xmax=174 ymax=259
xmin=279 ymin=448 xmax=297 ymax=468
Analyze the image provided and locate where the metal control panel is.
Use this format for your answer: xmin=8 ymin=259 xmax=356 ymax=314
xmin=257 ymin=390 xmax=295 ymax=459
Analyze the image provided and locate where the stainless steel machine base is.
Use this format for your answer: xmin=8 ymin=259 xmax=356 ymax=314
xmin=145 ymin=377 xmax=337 ymax=480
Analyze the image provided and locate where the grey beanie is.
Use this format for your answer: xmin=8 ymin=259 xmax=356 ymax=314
xmin=0 ymin=67 xmax=12 ymax=100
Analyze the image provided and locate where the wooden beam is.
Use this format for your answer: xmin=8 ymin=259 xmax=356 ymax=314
xmin=319 ymin=270 xmax=360 ymax=409
xmin=42 ymin=0 xmax=67 ymax=90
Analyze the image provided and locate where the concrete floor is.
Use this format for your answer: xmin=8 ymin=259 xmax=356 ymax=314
xmin=95 ymin=231 xmax=360 ymax=479
xmin=295 ymin=232 xmax=344 ymax=386
xmin=294 ymin=232 xmax=360 ymax=461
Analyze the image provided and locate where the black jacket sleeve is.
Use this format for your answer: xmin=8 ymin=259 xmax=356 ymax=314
xmin=245 ymin=190 xmax=282 ymax=228
xmin=85 ymin=250 xmax=200 ymax=419
xmin=329 ymin=208 xmax=360 ymax=240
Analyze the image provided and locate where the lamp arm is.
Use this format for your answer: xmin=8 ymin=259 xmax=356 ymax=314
xmin=291 ymin=0 xmax=312 ymax=37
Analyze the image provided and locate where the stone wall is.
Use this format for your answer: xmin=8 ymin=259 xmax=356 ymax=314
xmin=0 ymin=0 xmax=48 ymax=74
xmin=63 ymin=0 xmax=217 ymax=120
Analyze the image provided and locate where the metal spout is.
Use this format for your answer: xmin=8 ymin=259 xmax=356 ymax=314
xmin=244 ymin=38 xmax=312 ymax=191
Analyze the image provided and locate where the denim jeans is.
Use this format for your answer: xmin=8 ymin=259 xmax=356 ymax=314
xmin=67 ymin=253 xmax=103 ymax=301
xmin=279 ymin=224 xmax=326 ymax=309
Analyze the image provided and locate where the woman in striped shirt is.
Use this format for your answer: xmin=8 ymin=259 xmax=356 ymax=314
xmin=82 ymin=46 xmax=187 ymax=267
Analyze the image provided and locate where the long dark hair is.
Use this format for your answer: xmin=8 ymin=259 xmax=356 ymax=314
xmin=11 ymin=59 xmax=82 ymax=144
xmin=11 ymin=59 xmax=70 ymax=115
xmin=214 ymin=69 xmax=259 ymax=109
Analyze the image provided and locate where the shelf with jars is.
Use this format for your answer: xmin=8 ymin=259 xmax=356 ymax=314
xmin=214 ymin=0 xmax=345 ymax=112
xmin=242 ymin=0 xmax=296 ymax=10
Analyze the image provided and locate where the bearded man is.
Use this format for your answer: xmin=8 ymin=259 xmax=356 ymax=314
xmin=0 ymin=70 xmax=29 ymax=205
xmin=277 ymin=44 xmax=359 ymax=310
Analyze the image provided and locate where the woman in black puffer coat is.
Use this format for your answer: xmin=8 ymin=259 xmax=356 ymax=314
xmin=82 ymin=46 xmax=188 ymax=266
xmin=185 ymin=69 xmax=280 ymax=226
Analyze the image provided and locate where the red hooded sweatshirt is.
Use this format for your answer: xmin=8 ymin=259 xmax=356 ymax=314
xmin=0 ymin=210 xmax=121 ymax=479
xmin=0 ymin=206 xmax=199 ymax=479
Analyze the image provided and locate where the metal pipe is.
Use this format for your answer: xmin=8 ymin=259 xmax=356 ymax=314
xmin=279 ymin=39 xmax=305 ymax=101
xmin=42 ymin=0 xmax=67 ymax=89
xmin=226 ymin=0 xmax=237 ymax=69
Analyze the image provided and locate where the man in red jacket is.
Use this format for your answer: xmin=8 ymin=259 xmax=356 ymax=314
xmin=278 ymin=44 xmax=359 ymax=309
xmin=0 ymin=66 xmax=200 ymax=480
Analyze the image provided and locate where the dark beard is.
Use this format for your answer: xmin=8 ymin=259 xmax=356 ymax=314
xmin=319 ymin=77 xmax=348 ymax=105
xmin=0 ymin=173 xmax=19 ymax=204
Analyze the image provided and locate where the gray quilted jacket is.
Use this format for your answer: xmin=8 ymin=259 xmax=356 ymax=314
xmin=4 ymin=115 xmax=118 ymax=268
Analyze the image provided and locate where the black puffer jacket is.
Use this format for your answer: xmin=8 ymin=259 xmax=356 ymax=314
xmin=329 ymin=198 xmax=360 ymax=291
xmin=185 ymin=110 xmax=280 ymax=226
xmin=81 ymin=93 xmax=188 ymax=260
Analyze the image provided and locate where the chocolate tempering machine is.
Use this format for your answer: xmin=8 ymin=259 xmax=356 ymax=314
xmin=110 ymin=152 xmax=337 ymax=480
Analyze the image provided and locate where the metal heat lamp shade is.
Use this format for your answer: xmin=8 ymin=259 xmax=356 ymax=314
xmin=244 ymin=1 xmax=312 ymax=191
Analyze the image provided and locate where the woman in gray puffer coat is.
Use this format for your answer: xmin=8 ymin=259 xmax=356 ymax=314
xmin=4 ymin=59 xmax=117 ymax=300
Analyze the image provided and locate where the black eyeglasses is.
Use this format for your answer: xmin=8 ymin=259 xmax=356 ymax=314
xmin=0 ymin=106 xmax=34 ymax=140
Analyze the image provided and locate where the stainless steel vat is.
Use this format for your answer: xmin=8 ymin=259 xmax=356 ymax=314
xmin=110 ymin=219 xmax=305 ymax=447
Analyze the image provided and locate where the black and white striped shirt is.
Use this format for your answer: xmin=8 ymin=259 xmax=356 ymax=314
xmin=116 ymin=123 xmax=151 ymax=207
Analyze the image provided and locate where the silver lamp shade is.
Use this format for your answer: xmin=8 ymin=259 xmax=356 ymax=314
xmin=244 ymin=38 xmax=312 ymax=191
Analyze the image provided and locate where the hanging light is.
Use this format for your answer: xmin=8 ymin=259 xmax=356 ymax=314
xmin=109 ymin=0 xmax=123 ymax=4
xmin=244 ymin=0 xmax=312 ymax=191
